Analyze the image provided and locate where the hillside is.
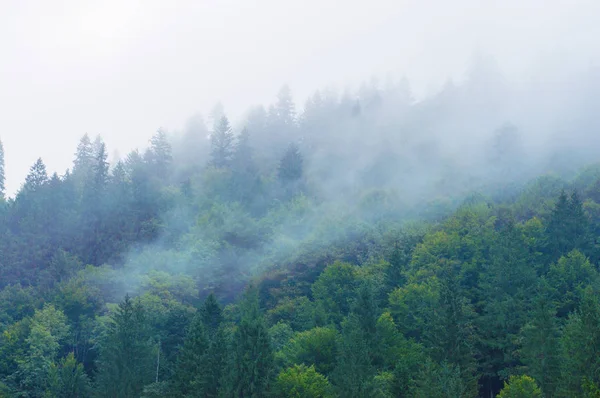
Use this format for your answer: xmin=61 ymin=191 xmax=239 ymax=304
xmin=1 ymin=80 xmax=600 ymax=397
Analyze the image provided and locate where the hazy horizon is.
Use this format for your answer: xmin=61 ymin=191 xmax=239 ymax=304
xmin=2 ymin=0 xmax=600 ymax=196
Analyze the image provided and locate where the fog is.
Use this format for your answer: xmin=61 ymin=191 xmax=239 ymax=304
xmin=2 ymin=0 xmax=600 ymax=197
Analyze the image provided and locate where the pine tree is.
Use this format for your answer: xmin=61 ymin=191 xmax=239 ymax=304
xmin=95 ymin=295 xmax=154 ymax=398
xmin=193 ymin=326 xmax=228 ymax=398
xmin=546 ymin=190 xmax=591 ymax=261
xmin=478 ymin=220 xmax=536 ymax=389
xmin=520 ymin=292 xmax=560 ymax=398
xmin=428 ymin=261 xmax=478 ymax=397
xmin=568 ymin=190 xmax=592 ymax=253
xmin=558 ymin=287 xmax=600 ymax=396
xmin=231 ymin=286 xmax=274 ymax=397
xmin=332 ymin=285 xmax=378 ymax=397
xmin=147 ymin=129 xmax=172 ymax=180
xmin=209 ymin=102 xmax=225 ymax=127
xmin=46 ymin=352 xmax=90 ymax=398
xmin=275 ymin=85 xmax=296 ymax=129
xmin=278 ymin=143 xmax=303 ymax=183
xmin=170 ymin=314 xmax=209 ymax=397
xmin=201 ymin=293 xmax=223 ymax=338
xmin=209 ymin=116 xmax=235 ymax=168
xmin=231 ymin=128 xmax=260 ymax=204
xmin=73 ymin=134 xmax=94 ymax=179
xmin=23 ymin=158 xmax=48 ymax=192
xmin=80 ymin=140 xmax=110 ymax=265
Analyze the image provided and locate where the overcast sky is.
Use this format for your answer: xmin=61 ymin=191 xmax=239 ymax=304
xmin=1 ymin=0 xmax=599 ymax=196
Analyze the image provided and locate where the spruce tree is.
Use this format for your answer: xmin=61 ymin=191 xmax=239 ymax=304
xmin=278 ymin=143 xmax=303 ymax=183
xmin=558 ymin=287 xmax=600 ymax=396
xmin=478 ymin=221 xmax=535 ymax=384
xmin=201 ymin=293 xmax=223 ymax=338
xmin=231 ymin=286 xmax=274 ymax=397
xmin=428 ymin=261 xmax=478 ymax=397
xmin=73 ymin=134 xmax=94 ymax=181
xmin=275 ymin=85 xmax=296 ymax=129
xmin=520 ymin=291 xmax=560 ymax=398
xmin=210 ymin=116 xmax=235 ymax=168
xmin=332 ymin=285 xmax=378 ymax=397
xmin=170 ymin=314 xmax=209 ymax=397
xmin=147 ymin=129 xmax=172 ymax=180
xmin=95 ymin=295 xmax=154 ymax=398
xmin=546 ymin=190 xmax=591 ymax=260
xmin=46 ymin=352 xmax=90 ymax=398
xmin=23 ymin=158 xmax=48 ymax=192
xmin=231 ymin=128 xmax=259 ymax=204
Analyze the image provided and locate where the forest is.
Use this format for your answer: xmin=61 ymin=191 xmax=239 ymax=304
xmin=2 ymin=62 xmax=600 ymax=397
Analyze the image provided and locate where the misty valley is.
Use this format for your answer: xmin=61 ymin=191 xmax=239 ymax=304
xmin=2 ymin=61 xmax=600 ymax=397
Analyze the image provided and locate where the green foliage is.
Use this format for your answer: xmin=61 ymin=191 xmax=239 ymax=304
xmin=497 ymin=375 xmax=542 ymax=398
xmin=6 ymin=115 xmax=600 ymax=398
xmin=170 ymin=313 xmax=209 ymax=397
xmin=94 ymin=296 xmax=155 ymax=398
xmin=210 ymin=116 xmax=235 ymax=168
xmin=273 ymin=364 xmax=334 ymax=398
xmin=519 ymin=293 xmax=560 ymax=397
xmin=231 ymin=286 xmax=274 ymax=397
xmin=412 ymin=359 xmax=471 ymax=398
xmin=557 ymin=287 xmax=600 ymax=397
xmin=16 ymin=304 xmax=70 ymax=395
xmin=267 ymin=296 xmax=315 ymax=331
xmin=546 ymin=190 xmax=592 ymax=261
xmin=280 ymin=327 xmax=339 ymax=376
xmin=547 ymin=250 xmax=598 ymax=317
xmin=312 ymin=261 xmax=360 ymax=325
xmin=46 ymin=352 xmax=90 ymax=398
xmin=278 ymin=143 xmax=303 ymax=183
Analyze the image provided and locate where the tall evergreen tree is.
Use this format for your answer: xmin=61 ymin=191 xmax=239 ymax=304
xmin=200 ymin=293 xmax=223 ymax=338
xmin=231 ymin=128 xmax=260 ymax=205
xmin=95 ymin=295 xmax=154 ymax=398
xmin=146 ymin=129 xmax=173 ymax=180
xmin=332 ymin=285 xmax=379 ymax=397
xmin=275 ymin=85 xmax=296 ymax=129
xmin=546 ymin=190 xmax=591 ymax=261
xmin=23 ymin=158 xmax=48 ymax=193
xmin=73 ymin=134 xmax=94 ymax=180
xmin=80 ymin=140 xmax=110 ymax=265
xmin=478 ymin=220 xmax=536 ymax=389
xmin=557 ymin=287 xmax=600 ymax=396
xmin=170 ymin=313 xmax=209 ymax=397
xmin=210 ymin=116 xmax=235 ymax=168
xmin=231 ymin=286 xmax=273 ymax=398
xmin=46 ymin=352 xmax=90 ymax=398
xmin=428 ymin=261 xmax=478 ymax=397
xmin=278 ymin=143 xmax=303 ymax=183
xmin=520 ymin=291 xmax=561 ymax=398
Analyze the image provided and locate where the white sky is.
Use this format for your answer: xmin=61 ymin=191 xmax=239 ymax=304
xmin=1 ymin=0 xmax=599 ymax=196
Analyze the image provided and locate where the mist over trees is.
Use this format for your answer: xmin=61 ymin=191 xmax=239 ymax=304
xmin=2 ymin=58 xmax=600 ymax=396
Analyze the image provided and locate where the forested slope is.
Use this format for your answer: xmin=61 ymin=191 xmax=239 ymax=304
xmin=2 ymin=70 xmax=600 ymax=397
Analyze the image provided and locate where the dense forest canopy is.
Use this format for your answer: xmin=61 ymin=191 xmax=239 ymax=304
xmin=2 ymin=62 xmax=600 ymax=397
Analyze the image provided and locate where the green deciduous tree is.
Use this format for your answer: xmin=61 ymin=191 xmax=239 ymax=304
xmin=497 ymin=375 xmax=542 ymax=398
xmin=274 ymin=364 xmax=334 ymax=398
